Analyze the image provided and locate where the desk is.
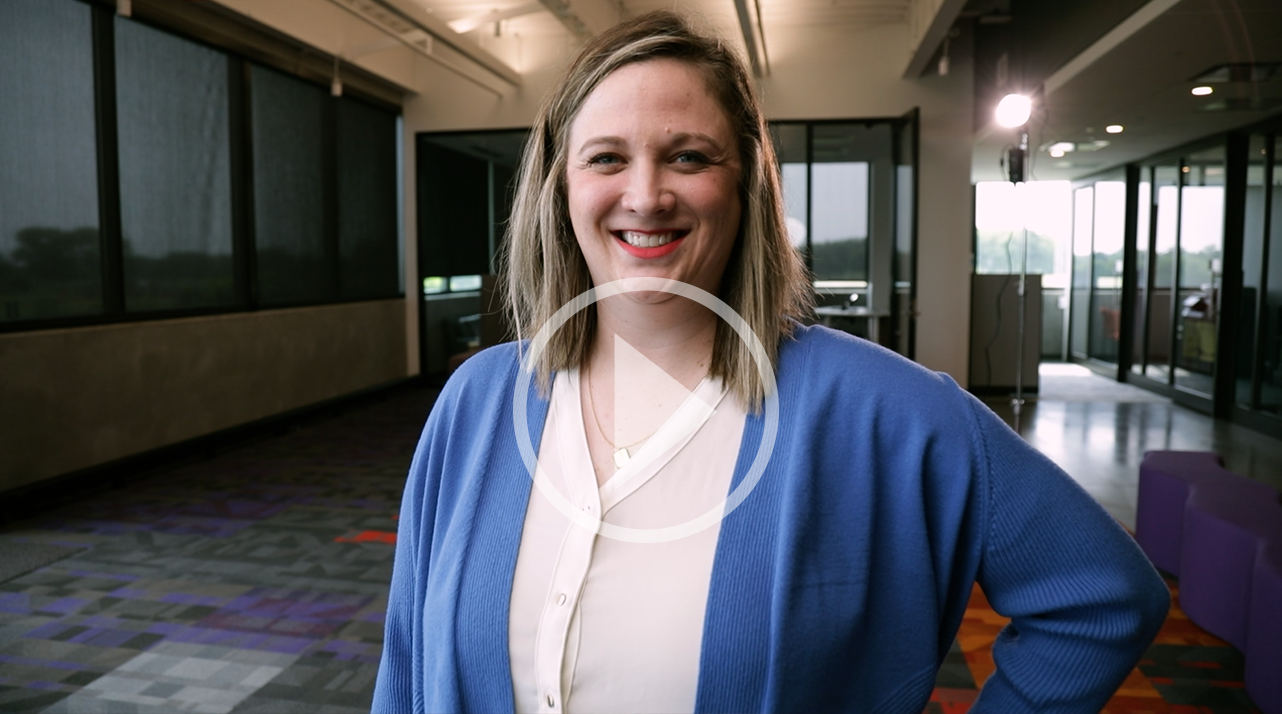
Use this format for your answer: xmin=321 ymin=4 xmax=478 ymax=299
xmin=815 ymin=306 xmax=890 ymax=344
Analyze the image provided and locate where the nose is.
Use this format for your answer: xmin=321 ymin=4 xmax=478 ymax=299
xmin=621 ymin=162 xmax=675 ymax=215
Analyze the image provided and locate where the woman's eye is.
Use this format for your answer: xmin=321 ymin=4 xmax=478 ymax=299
xmin=586 ymin=153 xmax=621 ymax=166
xmin=675 ymin=151 xmax=710 ymax=165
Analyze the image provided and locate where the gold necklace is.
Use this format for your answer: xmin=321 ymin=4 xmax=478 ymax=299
xmin=585 ymin=362 xmax=654 ymax=469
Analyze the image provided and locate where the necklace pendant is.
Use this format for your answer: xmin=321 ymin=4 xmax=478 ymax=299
xmin=613 ymin=448 xmax=630 ymax=469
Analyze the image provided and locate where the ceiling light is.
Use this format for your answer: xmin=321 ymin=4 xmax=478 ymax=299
xmin=1192 ymin=86 xmax=1214 ymax=96
xmin=995 ymin=94 xmax=1032 ymax=128
xmin=1106 ymin=125 xmax=1124 ymax=134
xmin=1050 ymin=149 xmax=1065 ymax=158
xmin=1048 ymin=141 xmax=1075 ymax=154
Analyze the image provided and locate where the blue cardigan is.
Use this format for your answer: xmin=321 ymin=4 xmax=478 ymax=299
xmin=373 ymin=325 xmax=1168 ymax=713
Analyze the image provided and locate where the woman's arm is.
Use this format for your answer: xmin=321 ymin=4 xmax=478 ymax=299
xmin=372 ymin=408 xmax=448 ymax=714
xmin=964 ymin=396 xmax=1169 ymax=712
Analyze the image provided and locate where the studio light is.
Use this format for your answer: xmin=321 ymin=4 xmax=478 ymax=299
xmin=995 ymin=94 xmax=1033 ymax=128
xmin=1192 ymin=86 xmax=1214 ymax=96
xmin=993 ymin=93 xmax=1035 ymax=430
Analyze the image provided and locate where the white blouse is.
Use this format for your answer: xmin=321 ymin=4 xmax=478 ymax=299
xmin=508 ymin=369 xmax=747 ymax=714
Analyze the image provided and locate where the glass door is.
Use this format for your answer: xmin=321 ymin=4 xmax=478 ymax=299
xmin=1263 ymin=135 xmax=1282 ymax=414
xmin=1237 ymin=134 xmax=1270 ymax=408
xmin=1174 ymin=146 xmax=1226 ymax=396
xmin=1070 ymin=186 xmax=1093 ymax=360
xmin=1131 ymin=170 xmax=1152 ymax=375
xmin=1089 ymin=180 xmax=1126 ymax=364
xmin=1144 ymin=163 xmax=1182 ymax=383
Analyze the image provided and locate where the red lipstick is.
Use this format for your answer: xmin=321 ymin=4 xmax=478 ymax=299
xmin=614 ymin=233 xmax=686 ymax=259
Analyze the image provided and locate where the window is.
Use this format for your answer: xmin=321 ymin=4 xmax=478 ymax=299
xmin=771 ymin=124 xmax=808 ymax=250
xmin=0 ymin=0 xmax=102 ymax=322
xmin=251 ymin=65 xmax=332 ymax=306
xmin=116 ymin=17 xmax=235 ymax=312
xmin=973 ymin=181 xmax=1071 ymax=281
xmin=337 ymin=99 xmax=400 ymax=300
xmin=0 ymin=1 xmax=403 ymax=332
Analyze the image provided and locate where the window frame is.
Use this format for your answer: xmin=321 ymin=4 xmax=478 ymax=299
xmin=0 ymin=0 xmax=404 ymax=334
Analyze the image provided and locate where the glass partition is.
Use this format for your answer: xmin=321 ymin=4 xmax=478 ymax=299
xmin=1238 ymin=135 xmax=1270 ymax=407
xmin=1263 ymin=137 xmax=1282 ymax=415
xmin=1174 ymin=146 xmax=1225 ymax=396
xmin=1089 ymin=180 xmax=1126 ymax=363
xmin=1131 ymin=173 xmax=1152 ymax=374
xmin=1070 ymin=187 xmax=1093 ymax=359
xmin=1145 ymin=163 xmax=1182 ymax=382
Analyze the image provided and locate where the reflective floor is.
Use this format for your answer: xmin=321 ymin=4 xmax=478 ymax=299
xmin=984 ymin=363 xmax=1282 ymax=530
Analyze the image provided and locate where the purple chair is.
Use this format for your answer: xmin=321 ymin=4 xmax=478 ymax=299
xmin=1179 ymin=479 xmax=1281 ymax=650
xmin=1135 ymin=450 xmax=1282 ymax=714
xmin=1247 ymin=541 xmax=1282 ymax=714
xmin=1135 ymin=451 xmax=1272 ymax=576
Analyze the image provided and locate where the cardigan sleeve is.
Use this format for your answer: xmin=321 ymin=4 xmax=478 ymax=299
xmin=963 ymin=395 xmax=1170 ymax=713
xmin=372 ymin=394 xmax=451 ymax=714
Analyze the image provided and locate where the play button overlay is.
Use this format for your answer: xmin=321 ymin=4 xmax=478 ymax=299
xmin=611 ymin=333 xmax=715 ymax=469
xmin=512 ymin=278 xmax=780 ymax=544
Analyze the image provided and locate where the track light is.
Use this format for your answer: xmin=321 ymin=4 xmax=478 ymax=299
xmin=996 ymin=94 xmax=1032 ymax=128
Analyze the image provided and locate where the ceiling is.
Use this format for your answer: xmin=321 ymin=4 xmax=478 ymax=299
xmin=371 ymin=0 xmax=1281 ymax=183
xmin=403 ymin=0 xmax=910 ymax=52
xmin=973 ymin=0 xmax=1282 ymax=182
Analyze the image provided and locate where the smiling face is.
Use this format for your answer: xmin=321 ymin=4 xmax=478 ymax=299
xmin=565 ymin=58 xmax=743 ymax=299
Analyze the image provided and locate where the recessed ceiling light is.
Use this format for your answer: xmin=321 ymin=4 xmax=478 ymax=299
xmin=1050 ymin=149 xmax=1065 ymax=158
xmin=1192 ymin=86 xmax=1214 ymax=96
xmin=1048 ymin=141 xmax=1075 ymax=154
xmin=1106 ymin=125 xmax=1124 ymax=134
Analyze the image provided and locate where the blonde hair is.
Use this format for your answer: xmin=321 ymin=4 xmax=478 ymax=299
xmin=501 ymin=10 xmax=811 ymax=410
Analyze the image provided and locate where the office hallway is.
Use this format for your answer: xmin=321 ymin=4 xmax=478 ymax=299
xmin=2 ymin=366 xmax=1277 ymax=713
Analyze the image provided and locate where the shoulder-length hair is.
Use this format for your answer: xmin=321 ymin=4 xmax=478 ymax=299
xmin=501 ymin=10 xmax=811 ymax=411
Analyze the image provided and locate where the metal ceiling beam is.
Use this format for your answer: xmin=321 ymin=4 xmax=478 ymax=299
xmin=1043 ymin=0 xmax=1181 ymax=96
xmin=733 ymin=0 xmax=769 ymax=77
xmin=540 ymin=0 xmax=590 ymax=39
xmin=903 ymin=0 xmax=968 ymax=78
xmin=538 ymin=0 xmax=623 ymax=41
xmin=372 ymin=0 xmax=522 ymax=85
xmin=448 ymin=2 xmax=543 ymax=34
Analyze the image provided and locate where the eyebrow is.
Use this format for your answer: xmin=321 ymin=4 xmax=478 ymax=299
xmin=574 ymin=132 xmax=728 ymax=155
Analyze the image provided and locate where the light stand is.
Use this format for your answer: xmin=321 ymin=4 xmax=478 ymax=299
xmin=1007 ymin=132 xmax=1029 ymax=432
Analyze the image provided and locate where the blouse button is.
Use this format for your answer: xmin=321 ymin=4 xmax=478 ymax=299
xmin=546 ymin=693 xmax=555 ymax=708
xmin=557 ymin=593 xmax=567 ymax=606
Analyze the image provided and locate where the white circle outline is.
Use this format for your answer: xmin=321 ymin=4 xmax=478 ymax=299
xmin=511 ymin=277 xmax=780 ymax=543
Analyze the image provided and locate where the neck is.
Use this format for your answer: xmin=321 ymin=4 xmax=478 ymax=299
xmin=590 ymin=295 xmax=716 ymax=391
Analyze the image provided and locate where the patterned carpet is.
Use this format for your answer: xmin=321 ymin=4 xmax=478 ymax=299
xmin=0 ymin=387 xmax=431 ymax=714
xmin=926 ymin=581 xmax=1261 ymax=714
xmin=0 ymin=385 xmax=1262 ymax=713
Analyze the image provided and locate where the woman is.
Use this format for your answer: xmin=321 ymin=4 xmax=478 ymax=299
xmin=374 ymin=11 xmax=1169 ymax=714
